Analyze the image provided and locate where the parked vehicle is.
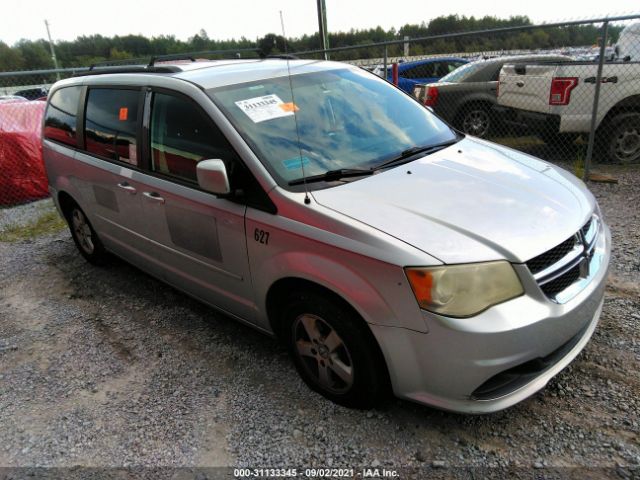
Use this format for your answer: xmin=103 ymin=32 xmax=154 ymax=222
xmin=375 ymin=57 xmax=468 ymax=94
xmin=43 ymin=59 xmax=610 ymax=413
xmin=0 ymin=95 xmax=28 ymax=104
xmin=413 ymin=55 xmax=572 ymax=138
xmin=13 ymin=87 xmax=48 ymax=101
xmin=497 ymin=22 xmax=640 ymax=163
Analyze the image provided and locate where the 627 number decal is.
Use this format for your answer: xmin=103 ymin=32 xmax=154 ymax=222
xmin=254 ymin=228 xmax=270 ymax=245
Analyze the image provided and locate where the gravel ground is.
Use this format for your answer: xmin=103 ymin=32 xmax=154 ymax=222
xmin=0 ymin=160 xmax=638 ymax=479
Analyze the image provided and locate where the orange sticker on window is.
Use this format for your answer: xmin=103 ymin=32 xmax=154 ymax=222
xmin=119 ymin=107 xmax=128 ymax=121
xmin=279 ymin=102 xmax=299 ymax=112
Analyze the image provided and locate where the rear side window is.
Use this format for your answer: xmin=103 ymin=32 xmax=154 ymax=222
xmin=44 ymin=86 xmax=81 ymax=147
xmin=402 ymin=63 xmax=435 ymax=79
xmin=150 ymin=92 xmax=235 ymax=183
xmin=84 ymin=88 xmax=140 ymax=165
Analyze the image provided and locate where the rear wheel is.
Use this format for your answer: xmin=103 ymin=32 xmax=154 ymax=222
xmin=458 ymin=105 xmax=492 ymax=138
xmin=599 ymin=112 xmax=640 ymax=164
xmin=64 ymin=203 xmax=107 ymax=264
xmin=280 ymin=290 xmax=387 ymax=409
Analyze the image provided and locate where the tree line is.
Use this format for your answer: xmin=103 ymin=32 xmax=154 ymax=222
xmin=0 ymin=14 xmax=620 ymax=73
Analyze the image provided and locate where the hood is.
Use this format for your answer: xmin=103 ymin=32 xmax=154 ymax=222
xmin=312 ymin=137 xmax=594 ymax=264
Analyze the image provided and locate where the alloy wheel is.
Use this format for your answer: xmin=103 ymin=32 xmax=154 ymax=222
xmin=71 ymin=209 xmax=94 ymax=254
xmin=462 ymin=109 xmax=490 ymax=138
xmin=292 ymin=314 xmax=354 ymax=394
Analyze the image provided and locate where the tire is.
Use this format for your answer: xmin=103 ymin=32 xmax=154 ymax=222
xmin=457 ymin=105 xmax=492 ymax=138
xmin=64 ymin=202 xmax=108 ymax=265
xmin=280 ymin=289 xmax=388 ymax=409
xmin=599 ymin=112 xmax=640 ymax=164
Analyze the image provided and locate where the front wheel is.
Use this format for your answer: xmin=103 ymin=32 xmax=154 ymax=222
xmin=281 ymin=290 xmax=388 ymax=409
xmin=600 ymin=112 xmax=640 ymax=164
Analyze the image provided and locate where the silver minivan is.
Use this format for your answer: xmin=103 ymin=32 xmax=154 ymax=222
xmin=43 ymin=59 xmax=611 ymax=413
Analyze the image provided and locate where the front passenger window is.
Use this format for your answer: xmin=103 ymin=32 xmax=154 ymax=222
xmin=150 ymin=93 xmax=235 ymax=183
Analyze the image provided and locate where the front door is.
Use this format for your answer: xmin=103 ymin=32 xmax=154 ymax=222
xmin=133 ymin=90 xmax=256 ymax=322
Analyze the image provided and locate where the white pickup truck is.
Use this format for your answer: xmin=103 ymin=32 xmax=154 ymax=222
xmin=496 ymin=23 xmax=640 ymax=164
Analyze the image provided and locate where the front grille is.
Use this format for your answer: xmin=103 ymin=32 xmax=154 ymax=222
xmin=540 ymin=263 xmax=581 ymax=297
xmin=525 ymin=216 xmax=598 ymax=302
xmin=526 ymin=236 xmax=577 ymax=275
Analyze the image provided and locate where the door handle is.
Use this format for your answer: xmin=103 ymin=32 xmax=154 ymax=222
xmin=516 ymin=81 xmax=525 ymax=87
xmin=117 ymin=182 xmax=137 ymax=195
xmin=143 ymin=191 xmax=165 ymax=204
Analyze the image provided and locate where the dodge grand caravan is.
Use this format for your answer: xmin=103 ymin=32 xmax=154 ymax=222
xmin=42 ymin=58 xmax=611 ymax=413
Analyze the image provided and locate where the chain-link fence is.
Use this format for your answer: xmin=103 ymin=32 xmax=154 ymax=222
xmin=0 ymin=67 xmax=81 ymax=206
xmin=1 ymin=15 xmax=639 ymax=207
xmin=297 ymin=14 xmax=640 ymax=180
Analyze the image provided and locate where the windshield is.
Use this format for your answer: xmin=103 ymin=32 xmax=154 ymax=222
xmin=209 ymin=67 xmax=456 ymax=189
xmin=439 ymin=61 xmax=485 ymax=83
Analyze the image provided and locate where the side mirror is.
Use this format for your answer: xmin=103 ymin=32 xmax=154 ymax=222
xmin=197 ymin=159 xmax=230 ymax=195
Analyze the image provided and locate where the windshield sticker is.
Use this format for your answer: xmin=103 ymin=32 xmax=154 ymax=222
xmin=235 ymin=94 xmax=298 ymax=123
xmin=282 ymin=156 xmax=311 ymax=170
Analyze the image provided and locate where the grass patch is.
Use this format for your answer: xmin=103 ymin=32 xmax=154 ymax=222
xmin=0 ymin=208 xmax=67 ymax=242
xmin=573 ymin=146 xmax=585 ymax=179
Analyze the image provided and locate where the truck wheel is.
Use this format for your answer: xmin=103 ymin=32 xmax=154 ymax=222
xmin=64 ymin=203 xmax=108 ymax=265
xmin=281 ymin=289 xmax=387 ymax=409
xmin=601 ymin=112 xmax=640 ymax=164
xmin=459 ymin=106 xmax=492 ymax=138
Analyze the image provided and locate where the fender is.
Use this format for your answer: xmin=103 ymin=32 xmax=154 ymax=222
xmin=253 ymin=250 xmax=428 ymax=333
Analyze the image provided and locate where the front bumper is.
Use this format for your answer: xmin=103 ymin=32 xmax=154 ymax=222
xmin=372 ymin=222 xmax=611 ymax=414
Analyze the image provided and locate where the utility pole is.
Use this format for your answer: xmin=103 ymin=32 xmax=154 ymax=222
xmin=44 ymin=20 xmax=61 ymax=80
xmin=316 ymin=0 xmax=329 ymax=60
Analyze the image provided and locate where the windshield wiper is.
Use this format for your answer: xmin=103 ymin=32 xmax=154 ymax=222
xmin=372 ymin=139 xmax=460 ymax=171
xmin=288 ymin=168 xmax=374 ymax=186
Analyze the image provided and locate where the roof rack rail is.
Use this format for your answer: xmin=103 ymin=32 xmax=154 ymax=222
xmin=74 ymin=65 xmax=182 ymax=77
xmin=89 ymin=56 xmax=149 ymax=69
xmin=148 ymin=54 xmax=196 ymax=67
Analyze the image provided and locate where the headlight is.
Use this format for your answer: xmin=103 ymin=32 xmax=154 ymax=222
xmin=405 ymin=261 xmax=524 ymax=318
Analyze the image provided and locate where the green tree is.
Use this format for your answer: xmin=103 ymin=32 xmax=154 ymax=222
xmin=0 ymin=41 xmax=25 ymax=70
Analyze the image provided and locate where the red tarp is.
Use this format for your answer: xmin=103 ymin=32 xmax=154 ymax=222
xmin=0 ymin=100 xmax=48 ymax=206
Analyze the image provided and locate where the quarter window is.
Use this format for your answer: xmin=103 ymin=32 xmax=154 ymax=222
xmin=150 ymin=93 xmax=235 ymax=183
xmin=402 ymin=63 xmax=435 ymax=79
xmin=44 ymin=86 xmax=81 ymax=147
xmin=84 ymin=88 xmax=140 ymax=165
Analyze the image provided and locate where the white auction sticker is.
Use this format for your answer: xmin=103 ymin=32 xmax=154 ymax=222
xmin=235 ymin=94 xmax=298 ymax=123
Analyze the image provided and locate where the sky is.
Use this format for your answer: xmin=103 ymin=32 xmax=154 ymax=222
xmin=0 ymin=0 xmax=638 ymax=45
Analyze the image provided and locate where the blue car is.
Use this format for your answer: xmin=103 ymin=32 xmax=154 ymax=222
xmin=380 ymin=57 xmax=469 ymax=94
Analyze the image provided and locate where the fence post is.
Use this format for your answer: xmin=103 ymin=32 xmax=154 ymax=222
xmin=383 ymin=46 xmax=388 ymax=79
xmin=584 ymin=20 xmax=609 ymax=182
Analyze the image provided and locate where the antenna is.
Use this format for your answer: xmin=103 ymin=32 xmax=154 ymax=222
xmin=280 ymin=10 xmax=311 ymax=205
